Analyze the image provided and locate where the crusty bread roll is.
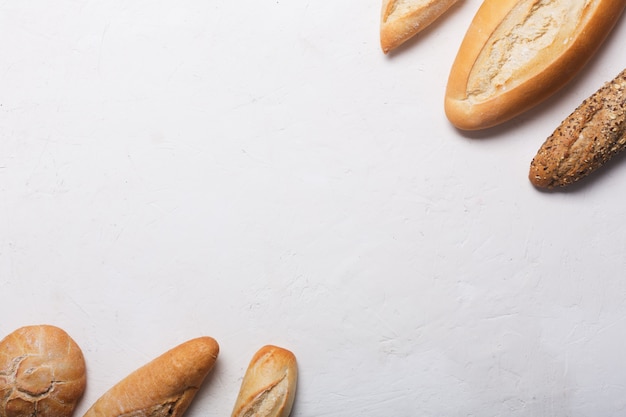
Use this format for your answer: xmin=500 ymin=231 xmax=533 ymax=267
xmin=83 ymin=336 xmax=219 ymax=417
xmin=445 ymin=0 xmax=626 ymax=130
xmin=380 ymin=0 xmax=459 ymax=53
xmin=0 ymin=325 xmax=87 ymax=417
xmin=231 ymin=345 xmax=297 ymax=417
xmin=529 ymin=68 xmax=626 ymax=188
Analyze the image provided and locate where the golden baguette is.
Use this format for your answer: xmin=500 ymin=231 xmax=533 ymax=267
xmin=529 ymin=68 xmax=626 ymax=188
xmin=0 ymin=325 xmax=87 ymax=417
xmin=231 ymin=345 xmax=297 ymax=417
xmin=445 ymin=0 xmax=626 ymax=130
xmin=83 ymin=336 xmax=219 ymax=417
xmin=380 ymin=0 xmax=459 ymax=53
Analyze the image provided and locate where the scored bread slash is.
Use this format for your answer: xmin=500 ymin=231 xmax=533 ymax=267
xmin=444 ymin=0 xmax=626 ymax=130
xmin=380 ymin=0 xmax=459 ymax=53
xmin=529 ymin=68 xmax=626 ymax=189
xmin=82 ymin=336 xmax=219 ymax=417
xmin=231 ymin=345 xmax=297 ymax=417
xmin=0 ymin=325 xmax=87 ymax=417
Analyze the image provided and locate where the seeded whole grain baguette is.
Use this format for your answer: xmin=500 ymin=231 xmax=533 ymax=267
xmin=529 ymin=68 xmax=626 ymax=188
xmin=445 ymin=0 xmax=626 ymax=130
xmin=231 ymin=345 xmax=297 ymax=417
xmin=0 ymin=325 xmax=87 ymax=417
xmin=380 ymin=0 xmax=459 ymax=53
xmin=83 ymin=336 xmax=219 ymax=417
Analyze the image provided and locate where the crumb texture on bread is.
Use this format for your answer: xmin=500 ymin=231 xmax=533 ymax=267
xmin=467 ymin=0 xmax=595 ymax=101
xmin=235 ymin=375 xmax=290 ymax=417
xmin=0 ymin=325 xmax=87 ymax=417
xmin=383 ymin=0 xmax=431 ymax=21
xmin=380 ymin=0 xmax=458 ymax=53
xmin=445 ymin=0 xmax=625 ymax=130
xmin=231 ymin=345 xmax=297 ymax=417
xmin=529 ymin=68 xmax=626 ymax=188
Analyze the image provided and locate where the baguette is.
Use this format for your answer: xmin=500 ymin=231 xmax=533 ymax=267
xmin=380 ymin=0 xmax=459 ymax=53
xmin=231 ymin=345 xmax=297 ymax=417
xmin=83 ymin=337 xmax=219 ymax=417
xmin=0 ymin=325 xmax=86 ymax=417
xmin=445 ymin=0 xmax=626 ymax=130
xmin=529 ymin=68 xmax=626 ymax=188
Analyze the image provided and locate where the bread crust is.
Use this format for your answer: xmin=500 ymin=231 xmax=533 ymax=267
xmin=380 ymin=0 xmax=459 ymax=53
xmin=231 ymin=345 xmax=297 ymax=417
xmin=83 ymin=337 xmax=219 ymax=417
xmin=444 ymin=0 xmax=626 ymax=130
xmin=0 ymin=325 xmax=87 ymax=417
xmin=529 ymin=68 xmax=626 ymax=188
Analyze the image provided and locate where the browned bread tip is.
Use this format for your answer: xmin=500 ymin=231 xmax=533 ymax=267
xmin=231 ymin=345 xmax=297 ymax=417
xmin=82 ymin=336 xmax=219 ymax=417
xmin=0 ymin=324 xmax=87 ymax=417
xmin=380 ymin=0 xmax=459 ymax=53
xmin=445 ymin=0 xmax=626 ymax=130
xmin=529 ymin=68 xmax=626 ymax=188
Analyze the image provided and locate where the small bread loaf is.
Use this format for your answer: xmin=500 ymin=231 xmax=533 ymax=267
xmin=83 ymin=336 xmax=219 ymax=417
xmin=445 ymin=0 xmax=626 ymax=130
xmin=231 ymin=345 xmax=297 ymax=417
xmin=0 ymin=324 xmax=87 ymax=417
xmin=529 ymin=68 xmax=626 ymax=188
xmin=380 ymin=0 xmax=459 ymax=53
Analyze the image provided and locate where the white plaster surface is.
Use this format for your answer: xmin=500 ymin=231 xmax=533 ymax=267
xmin=1 ymin=1 xmax=626 ymax=416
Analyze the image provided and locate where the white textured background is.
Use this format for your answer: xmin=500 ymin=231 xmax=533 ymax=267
xmin=2 ymin=1 xmax=626 ymax=416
